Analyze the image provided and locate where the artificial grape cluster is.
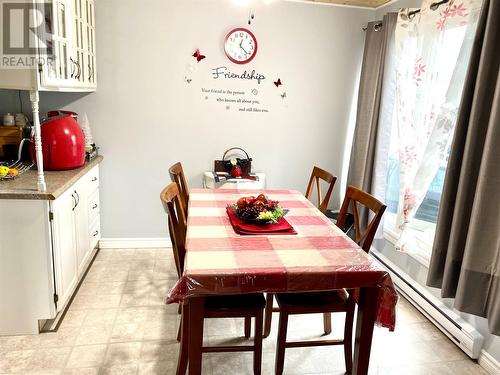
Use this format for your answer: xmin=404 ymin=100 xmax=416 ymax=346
xmin=234 ymin=194 xmax=283 ymax=223
xmin=236 ymin=206 xmax=262 ymax=221
xmin=266 ymin=200 xmax=278 ymax=211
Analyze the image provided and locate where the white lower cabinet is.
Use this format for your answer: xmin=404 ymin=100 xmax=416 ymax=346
xmin=0 ymin=164 xmax=101 ymax=335
xmin=51 ymin=188 xmax=78 ymax=311
xmin=50 ymin=166 xmax=100 ymax=311
xmin=74 ymin=185 xmax=91 ymax=276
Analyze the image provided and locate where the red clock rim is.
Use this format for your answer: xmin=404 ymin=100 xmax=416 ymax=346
xmin=224 ymin=27 xmax=258 ymax=65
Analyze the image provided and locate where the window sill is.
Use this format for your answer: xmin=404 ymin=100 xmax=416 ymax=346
xmin=383 ymin=215 xmax=432 ymax=268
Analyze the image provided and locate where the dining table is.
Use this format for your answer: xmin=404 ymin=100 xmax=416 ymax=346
xmin=167 ymin=188 xmax=398 ymax=375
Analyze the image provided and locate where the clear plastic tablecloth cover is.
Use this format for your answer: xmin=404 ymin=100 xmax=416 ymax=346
xmin=167 ymin=189 xmax=398 ymax=331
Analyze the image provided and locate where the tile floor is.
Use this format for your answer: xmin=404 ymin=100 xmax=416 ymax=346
xmin=0 ymin=248 xmax=490 ymax=375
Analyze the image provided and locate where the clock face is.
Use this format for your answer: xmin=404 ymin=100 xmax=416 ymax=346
xmin=224 ymin=28 xmax=258 ymax=64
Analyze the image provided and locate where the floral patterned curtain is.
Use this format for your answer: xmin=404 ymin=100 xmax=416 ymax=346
xmin=394 ymin=0 xmax=482 ymax=251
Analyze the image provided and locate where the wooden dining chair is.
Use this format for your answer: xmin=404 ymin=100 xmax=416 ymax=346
xmin=305 ymin=166 xmax=337 ymax=214
xmin=322 ymin=185 xmax=387 ymax=342
xmin=162 ymin=178 xmax=251 ymax=341
xmin=161 ymin=183 xmax=187 ymax=279
xmin=273 ymin=186 xmax=386 ymax=375
xmin=336 ymin=185 xmax=386 ymax=253
xmin=264 ymin=166 xmax=338 ymax=338
xmin=169 ymin=162 xmax=189 ymax=217
xmin=160 ymin=182 xmax=266 ymax=375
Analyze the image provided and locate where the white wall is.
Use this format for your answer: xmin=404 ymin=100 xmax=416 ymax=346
xmin=0 ymin=0 xmax=373 ymax=238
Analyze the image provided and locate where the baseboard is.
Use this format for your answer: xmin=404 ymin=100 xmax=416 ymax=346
xmin=99 ymin=237 xmax=171 ymax=249
xmin=371 ymin=249 xmax=484 ymax=358
xmin=479 ymin=350 xmax=500 ymax=374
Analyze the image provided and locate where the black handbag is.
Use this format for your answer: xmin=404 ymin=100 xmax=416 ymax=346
xmin=214 ymin=147 xmax=252 ymax=175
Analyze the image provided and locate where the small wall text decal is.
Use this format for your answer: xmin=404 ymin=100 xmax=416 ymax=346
xmin=201 ymin=87 xmax=269 ymax=113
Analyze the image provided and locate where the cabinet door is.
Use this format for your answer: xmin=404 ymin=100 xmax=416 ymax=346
xmin=72 ymin=0 xmax=96 ymax=88
xmin=73 ymin=185 xmax=90 ymax=275
xmin=51 ymin=189 xmax=78 ymax=311
xmin=39 ymin=0 xmax=73 ymax=88
xmin=71 ymin=0 xmax=85 ymax=86
xmin=83 ymin=0 xmax=96 ymax=86
xmin=70 ymin=0 xmax=96 ymax=88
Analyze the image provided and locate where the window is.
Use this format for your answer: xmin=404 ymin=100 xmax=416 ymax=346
xmin=384 ymin=117 xmax=450 ymax=264
xmin=381 ymin=15 xmax=479 ymax=265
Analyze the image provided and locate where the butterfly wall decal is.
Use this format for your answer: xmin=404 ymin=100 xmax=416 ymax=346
xmin=281 ymin=92 xmax=286 ymax=99
xmin=274 ymin=78 xmax=282 ymax=87
xmin=192 ymin=49 xmax=206 ymax=62
xmin=247 ymin=11 xmax=255 ymax=25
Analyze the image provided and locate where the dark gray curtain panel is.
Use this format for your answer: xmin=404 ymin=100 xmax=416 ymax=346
xmin=427 ymin=0 xmax=500 ymax=335
xmin=346 ymin=13 xmax=397 ymax=228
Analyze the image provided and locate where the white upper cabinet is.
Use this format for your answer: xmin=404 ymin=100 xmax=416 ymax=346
xmin=71 ymin=0 xmax=96 ymax=88
xmin=46 ymin=0 xmax=97 ymax=90
xmin=38 ymin=0 xmax=72 ymax=88
xmin=0 ymin=0 xmax=97 ymax=92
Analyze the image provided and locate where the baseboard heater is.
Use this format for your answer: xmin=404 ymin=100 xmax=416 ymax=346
xmin=371 ymin=249 xmax=484 ymax=359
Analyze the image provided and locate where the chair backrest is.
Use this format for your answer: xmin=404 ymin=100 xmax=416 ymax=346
xmin=169 ymin=162 xmax=189 ymax=216
xmin=336 ymin=185 xmax=386 ymax=253
xmin=305 ymin=166 xmax=337 ymax=213
xmin=160 ymin=182 xmax=187 ymax=277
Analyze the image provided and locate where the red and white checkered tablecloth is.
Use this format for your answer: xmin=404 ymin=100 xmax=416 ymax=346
xmin=167 ymin=189 xmax=397 ymax=330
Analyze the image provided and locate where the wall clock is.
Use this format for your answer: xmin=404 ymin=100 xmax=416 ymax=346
xmin=224 ymin=28 xmax=258 ymax=64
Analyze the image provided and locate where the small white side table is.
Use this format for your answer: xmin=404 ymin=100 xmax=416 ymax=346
xmin=203 ymin=172 xmax=266 ymax=190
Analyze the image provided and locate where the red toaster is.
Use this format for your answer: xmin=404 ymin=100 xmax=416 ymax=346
xmin=30 ymin=110 xmax=85 ymax=170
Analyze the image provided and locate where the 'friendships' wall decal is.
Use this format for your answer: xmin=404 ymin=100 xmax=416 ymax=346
xmin=211 ymin=66 xmax=266 ymax=84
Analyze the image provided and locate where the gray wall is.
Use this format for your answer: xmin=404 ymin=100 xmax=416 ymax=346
xmin=0 ymin=0 xmax=373 ymax=239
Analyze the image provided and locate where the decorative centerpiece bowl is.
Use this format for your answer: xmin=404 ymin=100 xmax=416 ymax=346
xmin=232 ymin=194 xmax=284 ymax=224
xmin=0 ymin=161 xmax=33 ymax=181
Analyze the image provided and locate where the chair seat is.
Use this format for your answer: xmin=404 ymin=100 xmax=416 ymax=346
xmin=205 ymin=293 xmax=266 ymax=310
xmin=276 ymin=290 xmax=348 ymax=308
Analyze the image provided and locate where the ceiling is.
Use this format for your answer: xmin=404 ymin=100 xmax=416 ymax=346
xmin=305 ymin=0 xmax=392 ymax=8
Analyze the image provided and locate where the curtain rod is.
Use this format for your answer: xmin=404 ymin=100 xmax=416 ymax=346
xmin=408 ymin=0 xmax=449 ymax=18
xmin=362 ymin=0 xmax=449 ymax=31
xmin=362 ymin=22 xmax=382 ymax=32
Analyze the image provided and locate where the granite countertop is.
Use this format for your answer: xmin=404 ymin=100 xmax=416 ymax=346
xmin=0 ymin=156 xmax=103 ymax=200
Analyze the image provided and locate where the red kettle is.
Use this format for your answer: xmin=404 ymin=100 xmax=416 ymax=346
xmin=30 ymin=110 xmax=85 ymax=170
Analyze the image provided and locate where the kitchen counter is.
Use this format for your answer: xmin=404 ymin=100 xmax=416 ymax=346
xmin=0 ymin=156 xmax=103 ymax=200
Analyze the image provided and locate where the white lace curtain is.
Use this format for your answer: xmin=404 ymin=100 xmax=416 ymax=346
xmin=393 ymin=0 xmax=482 ymax=251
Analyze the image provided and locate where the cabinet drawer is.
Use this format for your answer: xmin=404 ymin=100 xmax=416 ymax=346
xmin=89 ymin=218 xmax=100 ymax=250
xmin=87 ymin=189 xmax=100 ymax=224
xmin=86 ymin=166 xmax=100 ymax=191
